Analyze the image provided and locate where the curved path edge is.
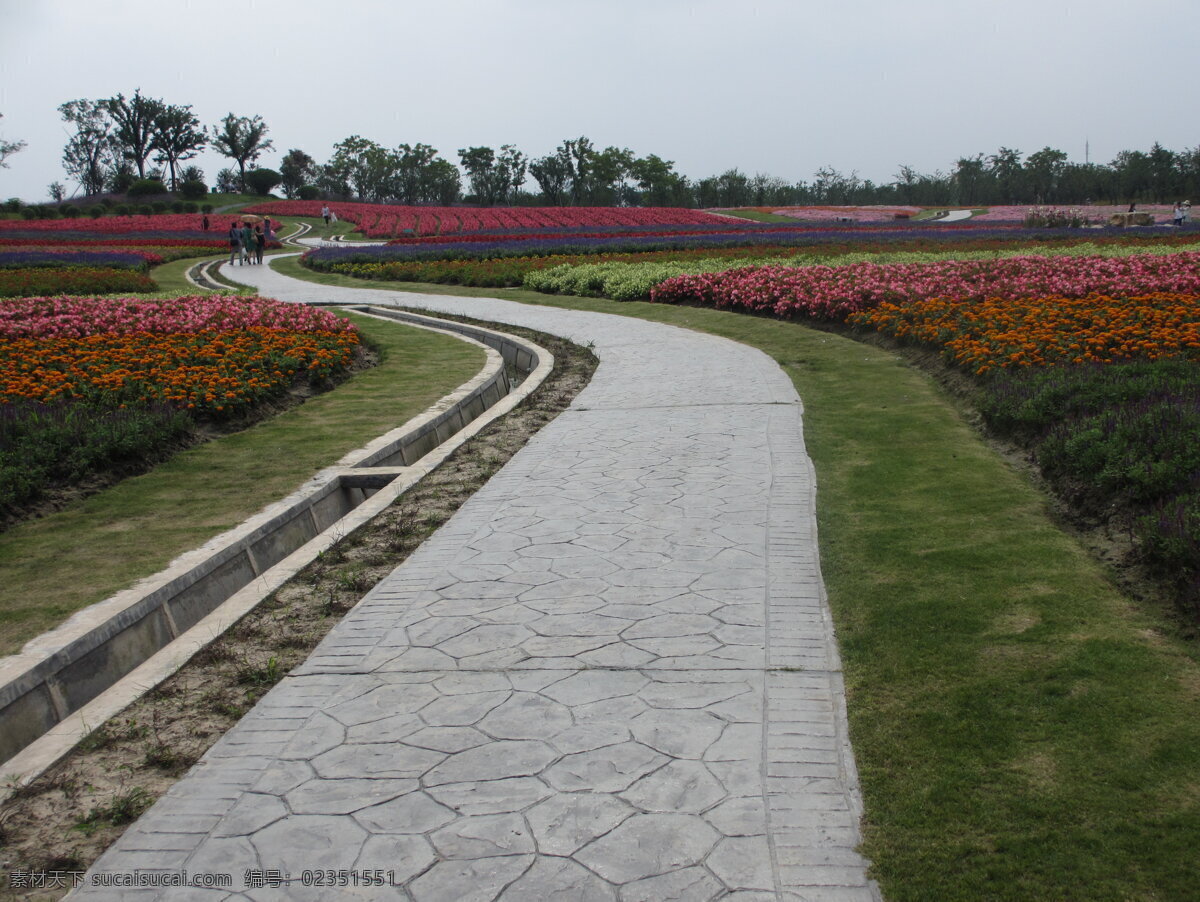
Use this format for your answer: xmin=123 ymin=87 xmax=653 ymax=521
xmin=73 ymin=262 xmax=882 ymax=901
xmin=1 ymin=310 xmax=550 ymax=784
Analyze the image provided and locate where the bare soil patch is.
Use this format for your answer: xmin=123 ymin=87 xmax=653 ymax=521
xmin=0 ymin=317 xmax=596 ymax=899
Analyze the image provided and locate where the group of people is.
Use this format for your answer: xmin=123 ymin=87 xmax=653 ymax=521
xmin=1173 ymin=200 xmax=1192 ymax=226
xmin=226 ymin=218 xmax=273 ymax=265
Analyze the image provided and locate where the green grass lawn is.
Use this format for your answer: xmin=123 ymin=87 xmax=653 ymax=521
xmin=276 ymin=256 xmax=1200 ymax=901
xmin=0 ymin=311 xmax=486 ymax=655
xmin=713 ymin=208 xmax=798 ymax=223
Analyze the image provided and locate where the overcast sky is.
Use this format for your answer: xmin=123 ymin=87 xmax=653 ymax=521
xmin=0 ymin=0 xmax=1195 ymax=203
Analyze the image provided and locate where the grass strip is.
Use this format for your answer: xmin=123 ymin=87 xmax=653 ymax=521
xmin=275 ymin=259 xmax=1200 ymax=901
xmin=0 ymin=311 xmax=485 ymax=655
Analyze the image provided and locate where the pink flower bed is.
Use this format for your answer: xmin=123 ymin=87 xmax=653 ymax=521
xmin=648 ymin=251 xmax=1200 ymax=320
xmin=250 ymin=200 xmax=733 ymax=238
xmin=0 ymin=295 xmax=354 ymax=339
xmin=0 ymin=213 xmax=278 ymax=235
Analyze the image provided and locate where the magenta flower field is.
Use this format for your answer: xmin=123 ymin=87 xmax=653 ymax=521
xmin=649 ymin=250 xmax=1200 ymax=320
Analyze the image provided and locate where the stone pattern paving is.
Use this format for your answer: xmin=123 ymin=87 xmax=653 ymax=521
xmin=72 ymin=264 xmax=880 ymax=900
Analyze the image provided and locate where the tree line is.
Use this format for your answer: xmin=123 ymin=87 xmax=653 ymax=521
xmin=49 ymin=89 xmax=273 ymax=200
xmin=32 ymin=91 xmax=1200 ymax=207
xmin=285 ymin=138 xmax=1200 ymax=209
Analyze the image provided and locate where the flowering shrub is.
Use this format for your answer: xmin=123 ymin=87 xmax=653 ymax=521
xmin=972 ymin=204 xmax=1176 ymax=223
xmin=0 ymin=295 xmax=359 ymax=416
xmin=1 ymin=399 xmax=194 ymax=523
xmin=977 ymin=360 xmax=1200 ymax=619
xmin=1022 ymin=207 xmax=1098 ymax=228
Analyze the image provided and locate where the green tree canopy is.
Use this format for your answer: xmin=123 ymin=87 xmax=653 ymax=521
xmin=210 ymin=113 xmax=274 ymax=191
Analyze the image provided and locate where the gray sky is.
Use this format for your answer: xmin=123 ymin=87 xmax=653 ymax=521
xmin=0 ymin=0 xmax=1195 ymax=203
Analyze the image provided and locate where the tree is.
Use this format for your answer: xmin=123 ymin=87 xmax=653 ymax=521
xmin=106 ymin=161 xmax=135 ymax=194
xmin=150 ymin=103 xmax=206 ymax=190
xmin=589 ymin=146 xmax=634 ymax=205
xmin=210 ymin=113 xmax=273 ymax=191
xmin=327 ymin=135 xmax=393 ymax=201
xmin=48 ymin=181 xmax=65 ymax=202
xmin=715 ymin=168 xmax=751 ymax=207
xmin=244 ymin=167 xmax=282 ymax=196
xmin=458 ymin=146 xmax=506 ymax=205
xmin=457 ymin=144 xmax=526 ymax=205
xmin=1147 ymin=142 xmax=1179 ymax=202
xmin=459 ymin=146 xmax=500 ymax=204
xmin=393 ymin=143 xmax=440 ymax=204
xmin=952 ymin=155 xmax=988 ymax=205
xmin=812 ymin=167 xmax=863 ymax=204
xmin=215 ymin=167 xmax=241 ymax=193
xmin=987 ymin=147 xmax=1024 ymax=203
xmin=104 ymin=90 xmax=166 ymax=179
xmin=279 ymin=149 xmax=317 ymax=199
xmin=529 ymin=147 xmax=572 ymax=205
xmin=630 ymin=154 xmax=689 ymax=206
xmin=694 ymin=176 xmax=721 ymax=208
xmin=0 ymin=113 xmax=26 ymax=169
xmin=1024 ymin=146 xmax=1068 ymax=203
xmin=498 ymin=145 xmax=527 ymax=204
xmin=894 ymin=165 xmax=921 ymax=205
xmin=563 ymin=136 xmax=595 ymax=205
xmin=59 ymin=99 xmax=116 ymax=196
xmin=1111 ymin=149 xmax=1152 ymax=203
xmin=422 ymin=158 xmax=461 ymax=205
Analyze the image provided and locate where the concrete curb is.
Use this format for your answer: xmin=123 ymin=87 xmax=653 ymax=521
xmin=0 ymin=308 xmax=553 ymax=787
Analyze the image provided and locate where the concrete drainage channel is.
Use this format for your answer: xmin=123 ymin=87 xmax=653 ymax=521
xmin=0 ymin=306 xmax=553 ymax=785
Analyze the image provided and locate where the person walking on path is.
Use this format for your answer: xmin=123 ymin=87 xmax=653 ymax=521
xmin=254 ymin=223 xmax=266 ymax=264
xmin=321 ymin=204 xmax=330 ymax=225
xmin=227 ymin=220 xmax=241 ymax=265
xmin=240 ymin=221 xmax=254 ymax=264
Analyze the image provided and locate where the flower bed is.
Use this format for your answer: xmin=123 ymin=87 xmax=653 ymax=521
xmin=0 ymin=295 xmax=359 ymax=416
xmin=0 ymin=249 xmax=163 ymax=270
xmin=0 ymin=295 xmax=359 ymax=524
xmin=529 ymin=241 xmax=1200 ymax=302
xmin=766 ymin=205 xmax=923 ymax=222
xmin=649 ymin=250 xmax=1200 ymax=319
xmin=250 ymin=200 xmax=732 ymax=238
xmin=849 ymin=291 xmax=1200 ymax=373
xmin=0 ymin=236 xmax=230 ymax=251
xmin=0 ymin=268 xmax=157 ymax=298
xmin=0 ymin=213 xmax=279 ymax=236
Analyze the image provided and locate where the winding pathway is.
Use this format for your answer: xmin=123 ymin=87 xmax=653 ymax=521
xmin=75 ymin=261 xmax=880 ymax=901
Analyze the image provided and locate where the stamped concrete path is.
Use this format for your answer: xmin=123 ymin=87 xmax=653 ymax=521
xmin=75 ymin=261 xmax=880 ymax=901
